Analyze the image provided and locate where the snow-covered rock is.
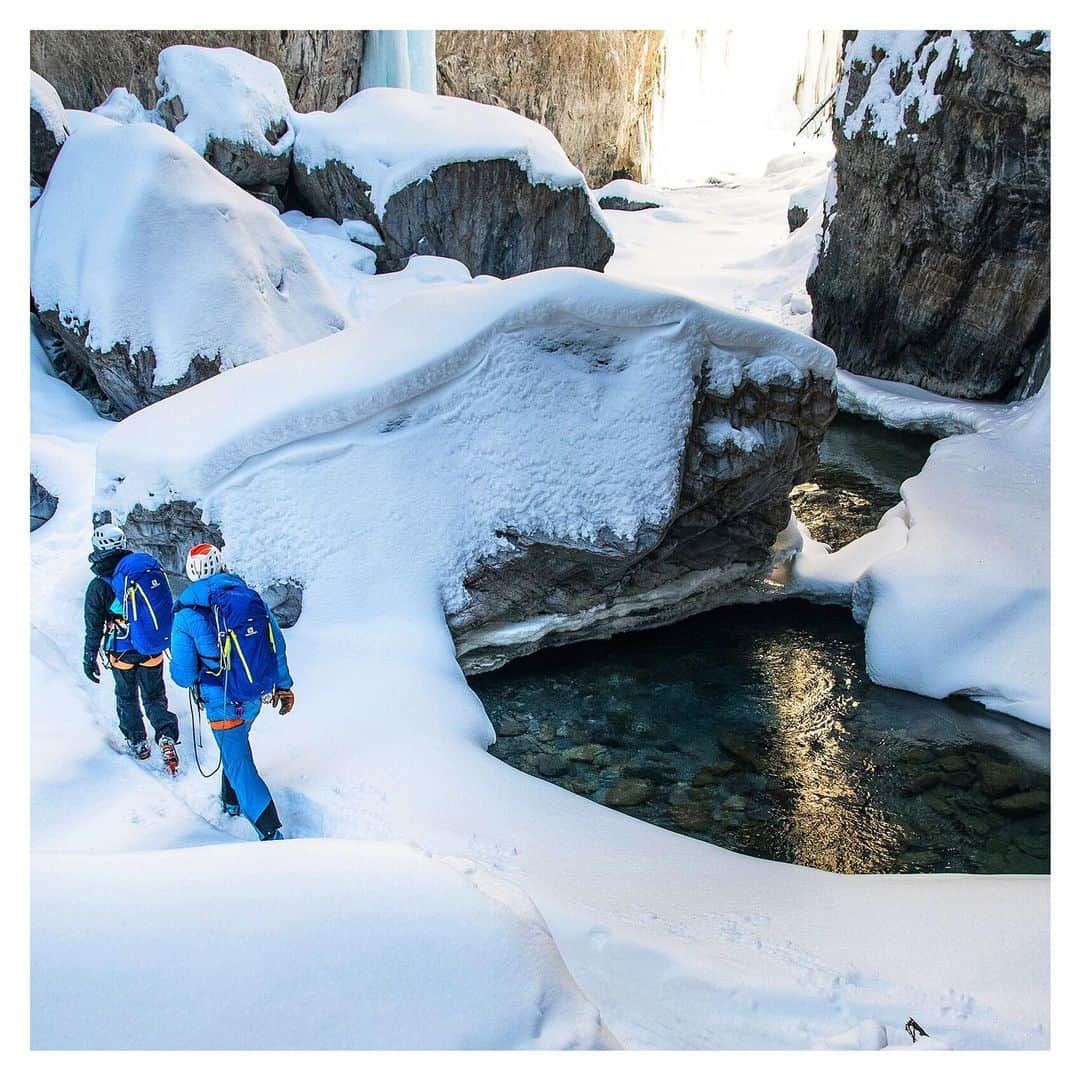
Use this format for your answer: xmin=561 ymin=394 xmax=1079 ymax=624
xmin=32 ymin=841 xmax=616 ymax=1049
xmin=30 ymin=70 xmax=68 ymax=185
xmin=155 ymin=45 xmax=295 ymax=190
xmin=291 ymin=87 xmax=614 ymax=278
xmin=94 ymin=269 xmax=834 ymax=662
xmin=30 ymin=120 xmax=347 ymax=418
xmin=594 ymin=178 xmax=663 ymax=211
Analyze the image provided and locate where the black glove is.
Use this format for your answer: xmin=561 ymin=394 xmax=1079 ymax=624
xmin=83 ymin=654 xmax=101 ymax=684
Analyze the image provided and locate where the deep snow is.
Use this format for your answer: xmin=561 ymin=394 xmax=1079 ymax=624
xmin=30 ymin=147 xmax=1049 ymax=1050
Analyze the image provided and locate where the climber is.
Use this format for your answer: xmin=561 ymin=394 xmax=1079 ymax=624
xmin=82 ymin=523 xmax=181 ymax=771
xmin=169 ymin=543 xmax=295 ymax=841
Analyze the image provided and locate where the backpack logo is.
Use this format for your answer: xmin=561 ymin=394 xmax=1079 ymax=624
xmin=244 ymin=625 xmax=257 ymax=636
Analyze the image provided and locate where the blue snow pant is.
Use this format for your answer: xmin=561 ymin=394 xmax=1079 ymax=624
xmin=206 ymin=696 xmax=281 ymax=839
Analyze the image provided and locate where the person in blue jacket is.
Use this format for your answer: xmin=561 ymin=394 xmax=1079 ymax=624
xmin=169 ymin=543 xmax=295 ymax=841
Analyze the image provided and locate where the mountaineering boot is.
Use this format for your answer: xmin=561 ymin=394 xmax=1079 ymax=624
xmin=259 ymin=829 xmax=284 ymax=841
xmin=223 ymin=800 xmax=242 ymax=817
xmin=159 ymin=736 xmax=179 ymax=775
xmin=129 ymin=739 xmax=151 ymax=760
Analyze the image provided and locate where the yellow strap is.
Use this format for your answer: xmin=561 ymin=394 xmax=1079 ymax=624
xmin=134 ymin=582 xmax=160 ymax=630
xmin=228 ymin=631 xmax=254 ymax=683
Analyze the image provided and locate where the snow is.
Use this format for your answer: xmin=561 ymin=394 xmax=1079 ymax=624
xmin=30 ymin=120 xmax=347 ymax=387
xmin=1012 ymin=30 xmax=1051 ymax=52
xmin=91 ymin=86 xmax=164 ymax=126
xmin=360 ymin=30 xmax=437 ymax=94
xmin=292 ymin=87 xmax=608 ymax=225
xmin=32 ymin=842 xmax=614 ymax=1049
xmin=838 ymin=369 xmax=1016 ymax=437
xmin=30 ymin=116 xmax=1049 ymax=1051
xmin=838 ymin=32 xmax=974 ymax=144
xmin=155 ymin=45 xmax=295 ymax=161
xmin=30 ymin=70 xmax=67 ymax=140
xmin=594 ymin=178 xmax=665 ymax=206
xmin=604 ymin=148 xmax=833 ymax=335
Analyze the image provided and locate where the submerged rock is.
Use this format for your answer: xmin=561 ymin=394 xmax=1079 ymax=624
xmin=808 ymin=31 xmax=1050 ymax=400
xmin=604 ymin=778 xmax=655 ymax=808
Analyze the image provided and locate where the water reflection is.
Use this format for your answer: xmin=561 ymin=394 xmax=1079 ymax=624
xmin=471 ymin=601 xmax=1050 ymax=874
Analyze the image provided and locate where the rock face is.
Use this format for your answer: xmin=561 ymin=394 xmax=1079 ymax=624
xmin=436 ymin=30 xmax=665 ymax=187
xmin=454 ymin=365 xmax=835 ymax=671
xmin=118 ymin=502 xmax=303 ymax=628
xmin=30 ymin=71 xmax=68 ymax=186
xmin=294 ymin=158 xmax=613 ymax=277
xmin=808 ymin=31 xmax=1050 ymax=400
xmin=31 ymin=475 xmax=58 ymax=531
xmin=29 ymin=31 xmax=366 ymax=114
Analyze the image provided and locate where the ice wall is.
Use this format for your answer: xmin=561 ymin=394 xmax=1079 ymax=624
xmin=361 ymin=31 xmax=436 ymax=94
xmin=651 ymin=30 xmax=842 ymax=184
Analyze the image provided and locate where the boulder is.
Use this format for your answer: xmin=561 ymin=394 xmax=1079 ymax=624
xmin=30 ymin=71 xmax=68 ymax=186
xmin=155 ymin=46 xmax=295 ymax=191
xmin=594 ymin=179 xmax=662 ymax=212
xmin=30 ymin=31 xmax=367 ymax=115
xmin=604 ymin=778 xmax=655 ymax=808
xmin=31 ymin=120 xmax=347 ymax=418
xmin=30 ymin=474 xmax=58 ymax=531
xmin=786 ymin=204 xmax=809 ymax=232
xmin=118 ymin=501 xmax=303 ymax=628
xmin=291 ymin=87 xmax=614 ymax=278
xmin=808 ymin=32 xmax=1050 ymax=400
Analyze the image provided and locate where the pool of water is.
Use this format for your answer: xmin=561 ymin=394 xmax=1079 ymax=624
xmin=471 ymin=601 xmax=1049 ymax=874
xmin=790 ymin=413 xmax=935 ymax=549
xmin=470 ymin=418 xmax=1049 ymax=874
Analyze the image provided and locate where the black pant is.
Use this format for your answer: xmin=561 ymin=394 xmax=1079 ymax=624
xmin=111 ymin=661 xmax=180 ymax=746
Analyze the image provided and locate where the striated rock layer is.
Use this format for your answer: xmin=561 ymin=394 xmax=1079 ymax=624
xmin=29 ymin=30 xmax=367 ymax=114
xmin=436 ymin=30 xmax=665 ymax=186
xmin=808 ymin=31 xmax=1050 ymax=400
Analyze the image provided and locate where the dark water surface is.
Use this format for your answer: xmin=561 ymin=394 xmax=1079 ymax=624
xmin=470 ymin=418 xmax=1049 ymax=874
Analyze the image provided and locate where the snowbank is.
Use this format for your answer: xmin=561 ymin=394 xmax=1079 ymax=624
xmin=155 ymin=45 xmax=295 ymax=163
xmin=794 ymin=386 xmax=1049 ymax=727
xmin=32 ymin=841 xmax=615 ymax=1049
xmin=30 ymin=70 xmax=67 ymax=141
xmin=293 ymin=87 xmax=604 ymax=219
xmin=91 ymin=86 xmax=163 ymax=126
xmin=30 ymin=120 xmax=347 ymax=392
xmin=859 ymin=387 xmax=1050 ymax=726
xmin=838 ymin=369 xmax=1013 ymax=436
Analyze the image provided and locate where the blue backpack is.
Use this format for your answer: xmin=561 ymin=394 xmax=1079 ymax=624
xmin=110 ymin=553 xmax=174 ymax=657
xmin=201 ymin=581 xmax=278 ymax=699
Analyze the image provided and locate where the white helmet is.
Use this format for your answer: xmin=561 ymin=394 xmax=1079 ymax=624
xmin=92 ymin=523 xmax=126 ymax=552
xmin=186 ymin=543 xmax=225 ymax=582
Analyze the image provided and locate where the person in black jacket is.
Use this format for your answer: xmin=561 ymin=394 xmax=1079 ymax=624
xmin=83 ymin=524 xmax=180 ymax=768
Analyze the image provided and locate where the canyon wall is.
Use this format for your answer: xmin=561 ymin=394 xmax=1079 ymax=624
xmin=436 ymin=30 xmax=664 ymax=187
xmin=808 ymin=31 xmax=1050 ymax=400
xmin=30 ymin=30 xmax=367 ymax=113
